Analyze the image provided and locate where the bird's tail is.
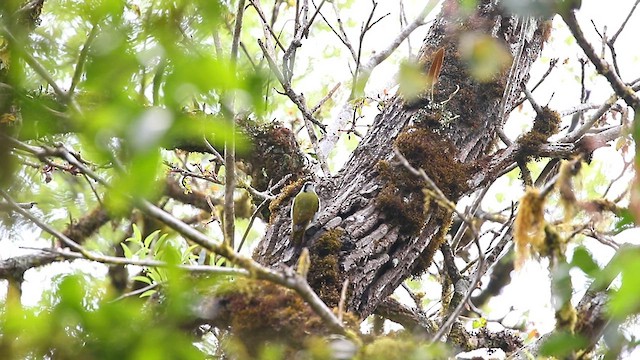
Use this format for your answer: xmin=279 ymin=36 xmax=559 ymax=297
xmin=291 ymin=224 xmax=306 ymax=247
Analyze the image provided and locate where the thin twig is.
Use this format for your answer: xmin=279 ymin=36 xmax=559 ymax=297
xmin=431 ymin=257 xmax=484 ymax=343
xmin=562 ymin=82 xmax=640 ymax=142
xmin=311 ymin=82 xmax=341 ymax=114
xmin=82 ymin=173 xmax=103 ymax=206
xmin=257 ymin=39 xmax=330 ymax=175
xmin=451 ymin=185 xmax=490 ymax=253
xmin=24 ymin=246 xmax=249 ymax=276
xmin=224 ymin=0 xmax=246 ymax=250
xmin=110 ymin=282 xmax=160 ymax=302
xmin=248 ymin=0 xmax=287 ymax=52
xmin=561 ymin=10 xmax=640 ymax=109
xmin=236 ymin=197 xmax=270 ymax=253
xmin=350 ymin=1 xmax=389 ymax=98
xmin=256 ymin=39 xmax=327 ymax=131
xmin=606 ymin=0 xmax=640 ymax=77
xmin=68 ymin=25 xmax=98 ymax=97
xmin=203 ymin=136 xmax=225 ymax=164
xmin=521 ymin=83 xmax=544 ymax=116
xmin=302 ymin=0 xmax=326 ymax=38
xmin=610 ymin=0 xmax=640 ymax=44
xmin=510 ymin=58 xmax=558 ymax=111
xmin=338 ymin=279 xmax=349 ymax=322
xmin=1 ymin=190 xmax=93 ymax=256
xmin=355 ymin=0 xmax=437 ymax=98
xmin=328 ymin=0 xmax=357 ymax=60
xmin=270 ymin=0 xmax=284 ymax=28
xmin=401 ymin=282 xmax=422 ymax=308
xmin=559 ymin=103 xmax=599 ymax=117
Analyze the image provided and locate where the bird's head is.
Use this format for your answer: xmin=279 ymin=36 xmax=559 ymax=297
xmin=301 ymin=181 xmax=316 ymax=194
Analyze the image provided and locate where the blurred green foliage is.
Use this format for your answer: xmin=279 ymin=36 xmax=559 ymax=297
xmin=540 ymin=331 xmax=589 ymax=358
xmin=1 ymin=274 xmax=205 ymax=359
xmin=360 ymin=336 xmax=451 ymax=360
xmin=458 ymin=32 xmax=512 ymax=82
xmin=1 ymin=0 xmax=263 ymax=213
xmin=0 ymin=1 xmax=266 ymax=356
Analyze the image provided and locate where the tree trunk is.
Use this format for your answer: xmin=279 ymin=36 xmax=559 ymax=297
xmin=255 ymin=0 xmax=548 ymax=318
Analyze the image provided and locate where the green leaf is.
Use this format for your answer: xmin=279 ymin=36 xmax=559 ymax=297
xmin=157 ymin=233 xmax=169 ymax=248
xmin=570 ymin=246 xmax=600 ymax=277
xmin=131 ymin=224 xmax=142 ymax=244
xmin=132 ymin=275 xmax=153 ymax=285
xmin=106 ymin=148 xmax=164 ymax=214
xmin=164 ymin=55 xmax=237 ymax=108
xmin=140 ymin=289 xmax=157 ymax=298
xmin=84 ymin=27 xmax=138 ymax=96
xmin=540 ymin=332 xmax=589 ymax=357
xmin=144 ymin=229 xmax=162 ymax=248
xmin=551 ymin=262 xmax=573 ymax=305
xmin=165 ymin=111 xmax=250 ymax=154
xmin=608 ymin=247 xmax=640 ymax=318
xmin=57 ymin=275 xmax=85 ymax=310
xmin=614 ymin=208 xmax=636 ymax=234
xmin=148 ymin=268 xmax=166 ymax=283
xmin=472 ymin=317 xmax=487 ymax=329
xmin=121 ymin=242 xmax=133 ymax=259
xmin=184 ymin=244 xmax=200 ymax=263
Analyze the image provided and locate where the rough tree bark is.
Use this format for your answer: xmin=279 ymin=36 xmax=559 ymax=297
xmin=255 ymin=0 xmax=549 ymax=318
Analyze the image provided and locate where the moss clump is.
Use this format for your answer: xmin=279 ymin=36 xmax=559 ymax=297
xmin=534 ymin=106 xmax=561 ymax=136
xmin=219 ymin=279 xmax=326 ymax=352
xmin=410 ymin=108 xmax=444 ymax=128
xmin=517 ymin=106 xmax=561 ymax=154
xmin=307 ymin=228 xmax=345 ymax=307
xmin=376 ymin=160 xmax=428 ymax=235
xmin=376 ymin=127 xmax=471 ymax=236
xmin=410 ymin=207 xmax=453 ymax=276
xmin=395 ymin=128 xmax=472 ymax=199
xmin=556 ymin=301 xmax=578 ymax=332
xmin=541 ymin=224 xmax=565 ymax=258
xmin=513 ymin=187 xmax=547 ymax=269
xmin=361 ymin=334 xmax=451 ymax=360
xmin=239 ymin=119 xmax=307 ymax=191
xmin=268 ymin=178 xmax=306 ymax=223
xmin=583 ymin=198 xmax=621 ymax=215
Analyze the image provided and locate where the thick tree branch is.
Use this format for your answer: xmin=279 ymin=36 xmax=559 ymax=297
xmin=470 ymin=125 xmax=622 ymax=190
xmin=0 ymin=253 xmax=61 ymax=280
xmin=374 ymin=297 xmax=436 ymax=335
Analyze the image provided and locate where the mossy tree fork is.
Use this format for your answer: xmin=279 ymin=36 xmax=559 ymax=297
xmin=257 ymin=0 xmax=548 ymax=317
xmin=256 ymin=2 xmax=626 ymax=351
